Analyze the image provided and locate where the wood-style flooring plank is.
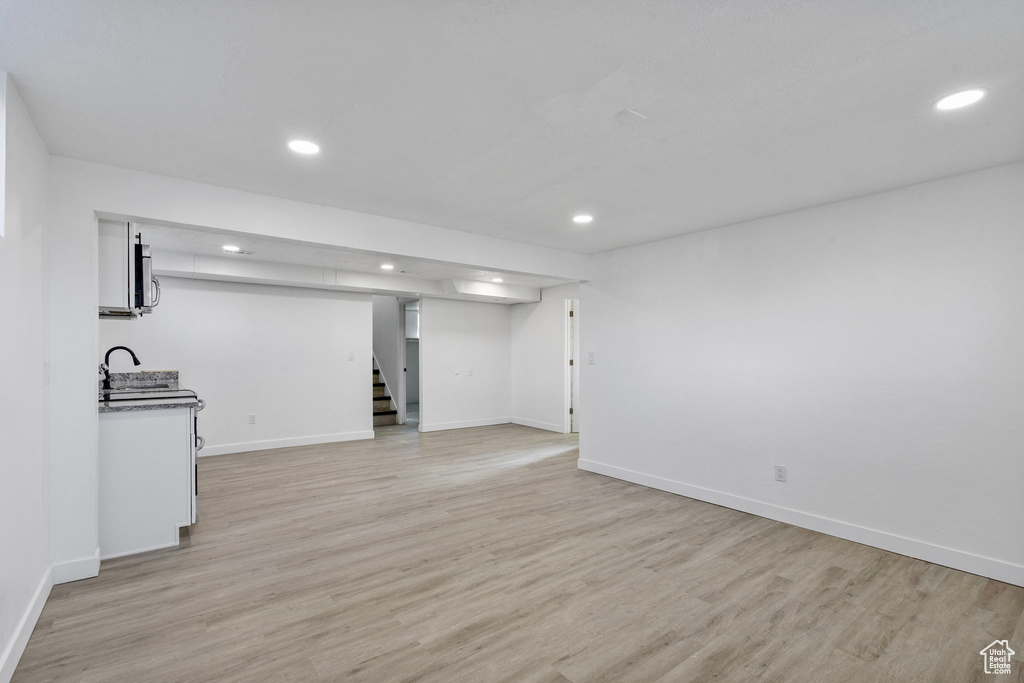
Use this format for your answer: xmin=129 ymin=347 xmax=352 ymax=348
xmin=13 ymin=423 xmax=1023 ymax=682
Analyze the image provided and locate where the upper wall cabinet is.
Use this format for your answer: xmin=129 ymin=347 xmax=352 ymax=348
xmin=98 ymin=220 xmax=160 ymax=319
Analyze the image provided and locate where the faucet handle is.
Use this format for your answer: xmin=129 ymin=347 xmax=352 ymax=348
xmin=98 ymin=363 xmax=109 ymax=375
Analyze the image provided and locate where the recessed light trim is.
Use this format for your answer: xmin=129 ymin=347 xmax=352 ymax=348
xmin=288 ymin=139 xmax=321 ymax=154
xmin=222 ymin=245 xmax=241 ymax=252
xmin=573 ymin=214 xmax=594 ymax=224
xmin=492 ymin=278 xmax=503 ymax=283
xmin=934 ymin=89 xmax=986 ymax=111
xmin=380 ymin=264 xmax=394 ymax=270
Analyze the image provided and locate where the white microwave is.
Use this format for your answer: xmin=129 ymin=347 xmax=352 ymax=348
xmin=98 ymin=220 xmax=161 ymax=318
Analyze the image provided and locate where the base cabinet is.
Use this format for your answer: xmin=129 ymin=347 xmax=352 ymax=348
xmin=98 ymin=406 xmax=196 ymax=560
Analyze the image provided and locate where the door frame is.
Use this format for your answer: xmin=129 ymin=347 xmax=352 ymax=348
xmin=566 ymin=298 xmax=580 ymax=434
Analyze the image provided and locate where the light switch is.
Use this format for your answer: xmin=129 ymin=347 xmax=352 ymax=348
xmin=348 ymin=352 xmax=355 ymax=361
xmin=588 ymin=352 xmax=595 ymax=365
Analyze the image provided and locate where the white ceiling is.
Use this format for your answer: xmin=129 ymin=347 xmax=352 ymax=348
xmin=3 ymin=1 xmax=1023 ymax=254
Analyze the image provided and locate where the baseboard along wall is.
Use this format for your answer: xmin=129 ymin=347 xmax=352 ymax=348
xmin=578 ymin=459 xmax=1024 ymax=588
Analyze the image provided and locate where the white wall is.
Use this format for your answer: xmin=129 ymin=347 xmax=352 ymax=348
xmin=0 ymin=75 xmax=52 ymax=683
xmin=510 ymin=282 xmax=580 ymax=433
xmin=419 ymin=298 xmax=511 ymax=432
xmin=371 ymin=295 xmax=403 ymax=421
xmin=579 ymin=162 xmax=1024 ymax=587
xmin=45 ymin=155 xmax=590 ymax=582
xmin=405 ymin=306 xmax=419 ymax=339
xmin=99 ymin=277 xmax=373 ymax=455
xmin=47 ymin=185 xmax=100 ymax=584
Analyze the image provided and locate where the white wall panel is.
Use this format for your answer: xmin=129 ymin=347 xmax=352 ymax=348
xmin=580 ymin=162 xmax=1024 ymax=586
xmin=0 ymin=74 xmax=53 ymax=681
xmin=510 ymin=283 xmax=580 ymax=433
xmin=100 ymin=278 xmax=373 ymax=455
xmin=419 ymin=298 xmax=511 ymax=432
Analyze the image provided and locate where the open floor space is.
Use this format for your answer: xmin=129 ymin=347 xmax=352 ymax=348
xmin=15 ymin=425 xmax=1024 ymax=682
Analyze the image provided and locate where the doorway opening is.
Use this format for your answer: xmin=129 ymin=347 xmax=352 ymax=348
xmin=402 ymin=300 xmax=420 ymax=427
xmin=568 ymin=298 xmax=580 ymax=433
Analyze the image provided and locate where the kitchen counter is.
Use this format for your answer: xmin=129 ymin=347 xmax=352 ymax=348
xmin=98 ymin=369 xmax=201 ymax=559
xmin=98 ymin=370 xmax=200 ymax=412
xmin=99 ymin=394 xmax=200 ymax=413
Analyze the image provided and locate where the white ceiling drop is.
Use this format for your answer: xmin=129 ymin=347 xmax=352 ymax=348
xmin=1 ymin=1 xmax=1022 ymax=254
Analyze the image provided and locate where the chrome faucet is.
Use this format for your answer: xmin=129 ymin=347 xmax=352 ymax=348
xmin=100 ymin=346 xmax=141 ymax=391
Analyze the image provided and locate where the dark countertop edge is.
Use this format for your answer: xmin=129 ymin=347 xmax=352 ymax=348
xmin=98 ymin=398 xmax=200 ymax=414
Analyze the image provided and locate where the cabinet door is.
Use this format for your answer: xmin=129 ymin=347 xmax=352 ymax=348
xmin=99 ymin=408 xmax=191 ymax=559
xmin=98 ymin=220 xmax=133 ymax=313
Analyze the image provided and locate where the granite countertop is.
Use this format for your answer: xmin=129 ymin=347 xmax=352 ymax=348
xmin=98 ymin=371 xmax=201 ymax=413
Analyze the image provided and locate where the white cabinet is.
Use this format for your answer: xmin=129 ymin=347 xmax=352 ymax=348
xmin=98 ymin=220 xmax=136 ymax=316
xmin=98 ymin=406 xmax=197 ymax=559
xmin=98 ymin=219 xmax=160 ymax=318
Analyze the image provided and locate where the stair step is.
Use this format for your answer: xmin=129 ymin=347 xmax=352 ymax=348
xmin=373 ymin=382 xmax=386 ymax=388
xmin=373 ymin=411 xmax=398 ymax=427
xmin=373 ymin=409 xmax=397 ymax=416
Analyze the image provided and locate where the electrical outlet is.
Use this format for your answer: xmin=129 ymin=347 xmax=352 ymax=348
xmin=466 ymin=368 xmax=473 ymax=377
xmin=774 ymin=464 xmax=787 ymax=482
xmin=248 ymin=414 xmax=257 ymax=425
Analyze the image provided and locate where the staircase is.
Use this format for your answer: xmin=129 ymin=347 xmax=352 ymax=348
xmin=372 ymin=359 xmax=398 ymax=427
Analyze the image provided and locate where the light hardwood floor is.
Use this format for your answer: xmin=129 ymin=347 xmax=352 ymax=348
xmin=15 ymin=424 xmax=1024 ymax=682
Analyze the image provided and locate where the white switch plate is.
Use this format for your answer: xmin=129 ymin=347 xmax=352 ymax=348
xmin=248 ymin=414 xmax=257 ymax=425
xmin=774 ymin=464 xmax=787 ymax=482
xmin=348 ymin=352 xmax=355 ymax=361
xmin=588 ymin=352 xmax=595 ymax=365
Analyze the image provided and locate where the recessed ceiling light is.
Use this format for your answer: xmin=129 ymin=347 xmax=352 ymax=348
xmin=222 ymin=245 xmax=241 ymax=252
xmin=380 ymin=264 xmax=394 ymax=270
xmin=492 ymin=278 xmax=503 ymax=283
xmin=288 ymin=139 xmax=321 ymax=154
xmin=573 ymin=215 xmax=593 ymax=224
xmin=934 ymin=89 xmax=986 ymax=111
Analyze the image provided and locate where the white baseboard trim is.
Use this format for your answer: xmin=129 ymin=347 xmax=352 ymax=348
xmin=511 ymin=417 xmax=567 ymax=433
xmin=51 ymin=548 xmax=100 ymax=585
xmin=101 ymin=540 xmax=179 ymax=561
xmin=419 ymin=417 xmax=511 ymax=433
xmin=578 ymin=459 xmax=1024 ymax=588
xmin=0 ymin=567 xmax=52 ymax=683
xmin=199 ymin=430 xmax=375 ymax=456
